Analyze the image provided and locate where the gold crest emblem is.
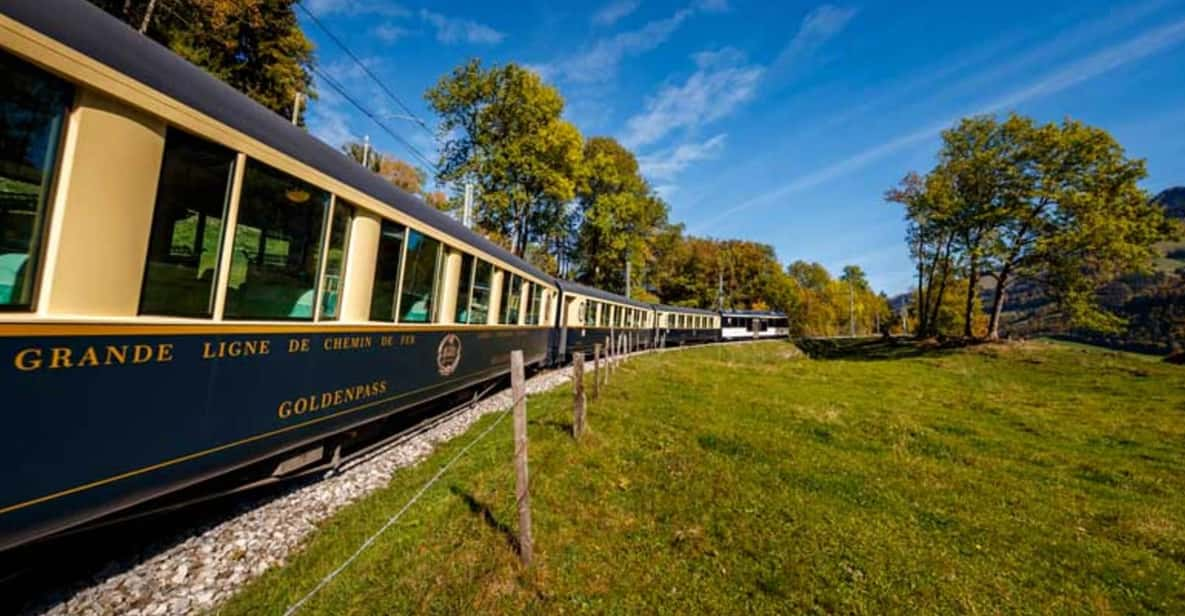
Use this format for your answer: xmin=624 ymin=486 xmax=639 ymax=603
xmin=437 ymin=333 xmax=462 ymax=376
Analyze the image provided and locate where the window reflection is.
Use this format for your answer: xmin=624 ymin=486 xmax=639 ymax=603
xmin=320 ymin=200 xmax=352 ymax=319
xmin=140 ymin=129 xmax=235 ymax=317
xmin=469 ymin=259 xmax=492 ymax=324
xmin=454 ymin=252 xmax=473 ymax=324
xmin=398 ymin=229 xmax=440 ymax=323
xmin=501 ymin=273 xmax=522 ymax=324
xmin=225 ymin=159 xmax=329 ymax=320
xmin=0 ymin=51 xmax=71 ymax=308
xmin=370 ymin=221 xmax=405 ymax=321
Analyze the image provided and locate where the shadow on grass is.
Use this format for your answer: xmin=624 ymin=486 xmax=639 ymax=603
xmin=530 ymin=418 xmax=574 ymax=436
xmin=448 ymin=485 xmax=521 ymax=555
xmin=796 ymin=336 xmax=978 ymax=361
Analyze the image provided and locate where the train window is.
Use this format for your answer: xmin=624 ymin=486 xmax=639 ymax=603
xmin=468 ymin=259 xmax=492 ymax=324
xmin=526 ymin=283 xmax=543 ymax=325
xmin=521 ymin=282 xmax=534 ymax=324
xmin=225 ymin=159 xmax=329 ymax=320
xmin=319 ymin=200 xmax=352 ymax=320
xmin=398 ymin=229 xmax=441 ymax=323
xmin=521 ymin=283 xmax=535 ymax=324
xmin=369 ymin=221 xmax=405 ymax=321
xmin=454 ymin=252 xmax=474 ymax=323
xmin=501 ymin=273 xmax=522 ymax=324
xmin=139 ymin=130 xmax=235 ymax=317
xmin=0 ymin=52 xmax=72 ymax=308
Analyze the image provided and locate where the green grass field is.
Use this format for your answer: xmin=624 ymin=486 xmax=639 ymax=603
xmin=220 ymin=340 xmax=1185 ymax=614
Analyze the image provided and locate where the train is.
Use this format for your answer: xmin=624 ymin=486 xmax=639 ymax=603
xmin=0 ymin=0 xmax=788 ymax=553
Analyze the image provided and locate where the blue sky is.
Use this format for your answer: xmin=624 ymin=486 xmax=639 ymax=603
xmin=299 ymin=0 xmax=1185 ymax=294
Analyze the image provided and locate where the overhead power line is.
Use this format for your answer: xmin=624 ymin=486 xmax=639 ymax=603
xmin=295 ymin=0 xmax=436 ymax=141
xmin=308 ymin=63 xmax=438 ymax=172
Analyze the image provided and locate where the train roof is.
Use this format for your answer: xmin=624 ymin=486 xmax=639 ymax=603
xmin=653 ymin=304 xmax=718 ymax=316
xmin=553 ymin=279 xmax=651 ymax=308
xmin=721 ymin=310 xmax=788 ymax=317
xmin=6 ymin=0 xmax=550 ymax=283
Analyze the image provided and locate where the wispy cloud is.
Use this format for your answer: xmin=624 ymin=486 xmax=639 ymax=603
xmin=540 ymin=9 xmax=692 ymax=83
xmin=689 ymin=16 xmax=1185 ymax=233
xmin=419 ymin=9 xmax=505 ymax=45
xmin=770 ymin=4 xmax=857 ymax=72
xmin=538 ymin=1 xmax=728 ymax=84
xmin=303 ymin=0 xmax=410 ymax=18
xmin=639 ymin=134 xmax=728 ymax=181
xmin=592 ymin=0 xmax=640 ymax=27
xmin=308 ymin=97 xmax=357 ymax=149
xmin=373 ymin=23 xmax=413 ymax=43
xmin=622 ymin=48 xmax=762 ymax=148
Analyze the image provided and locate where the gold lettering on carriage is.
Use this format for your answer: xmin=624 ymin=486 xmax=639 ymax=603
xmin=277 ymin=379 xmax=389 ymax=419
xmin=201 ymin=339 xmax=271 ymax=359
xmin=13 ymin=343 xmax=175 ymax=371
xmin=322 ymin=335 xmax=374 ymax=351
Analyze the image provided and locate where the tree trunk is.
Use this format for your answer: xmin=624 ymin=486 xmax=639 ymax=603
xmin=928 ymin=260 xmax=950 ymax=338
xmin=922 ymin=235 xmax=952 ymax=338
xmin=138 ymin=0 xmax=157 ymax=33
xmin=963 ymin=254 xmax=978 ymax=339
xmin=916 ymin=231 xmax=926 ymax=337
xmin=987 ymin=266 xmax=1011 ymax=340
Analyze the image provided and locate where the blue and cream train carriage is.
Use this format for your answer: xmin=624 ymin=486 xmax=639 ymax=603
xmin=0 ymin=0 xmax=786 ymax=552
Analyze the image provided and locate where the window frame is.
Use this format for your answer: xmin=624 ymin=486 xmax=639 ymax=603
xmin=313 ymin=195 xmax=353 ymax=322
xmin=0 ymin=52 xmax=73 ymax=312
xmin=395 ymin=227 xmax=443 ymax=324
xmin=137 ymin=127 xmax=237 ymax=319
xmin=222 ymin=157 xmax=331 ymax=322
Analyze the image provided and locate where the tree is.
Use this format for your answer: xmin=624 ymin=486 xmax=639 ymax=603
xmin=424 ymin=191 xmax=450 ymax=211
xmin=888 ymin=113 xmax=1170 ymax=340
xmin=981 ymin=116 xmax=1166 ymax=337
xmin=426 ymin=60 xmax=583 ymax=256
xmin=90 ymin=0 xmax=315 ymax=122
xmin=341 ymin=141 xmax=381 ymax=173
xmin=887 ymin=171 xmax=958 ymax=338
xmin=378 ymin=158 xmax=427 ymax=194
xmin=576 ymin=137 xmax=668 ymax=294
xmin=932 ymin=116 xmax=1015 ymax=338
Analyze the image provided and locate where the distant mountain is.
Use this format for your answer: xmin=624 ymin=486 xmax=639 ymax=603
xmin=1153 ymin=187 xmax=1185 ymax=220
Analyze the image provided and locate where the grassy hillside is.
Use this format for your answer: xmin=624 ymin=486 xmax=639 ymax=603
xmin=221 ymin=340 xmax=1185 ymax=614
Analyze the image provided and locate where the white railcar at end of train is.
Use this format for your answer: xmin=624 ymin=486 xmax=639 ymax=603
xmin=720 ymin=310 xmax=790 ymax=340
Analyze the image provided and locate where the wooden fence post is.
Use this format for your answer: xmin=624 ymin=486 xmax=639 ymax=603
xmin=510 ymin=350 xmax=533 ymax=566
xmin=573 ymin=353 xmax=586 ymax=439
xmin=605 ymin=335 xmax=614 ymax=378
xmin=592 ymin=343 xmax=601 ymax=399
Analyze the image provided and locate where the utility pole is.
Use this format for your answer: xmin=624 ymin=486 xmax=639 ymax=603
xmin=462 ymin=182 xmax=474 ymax=228
xmin=291 ymin=93 xmax=302 ymax=126
xmin=362 ymin=135 xmax=371 ymax=169
xmin=716 ymin=267 xmax=724 ymax=310
xmin=625 ymin=256 xmax=631 ymax=299
xmin=849 ymin=280 xmax=855 ymax=337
